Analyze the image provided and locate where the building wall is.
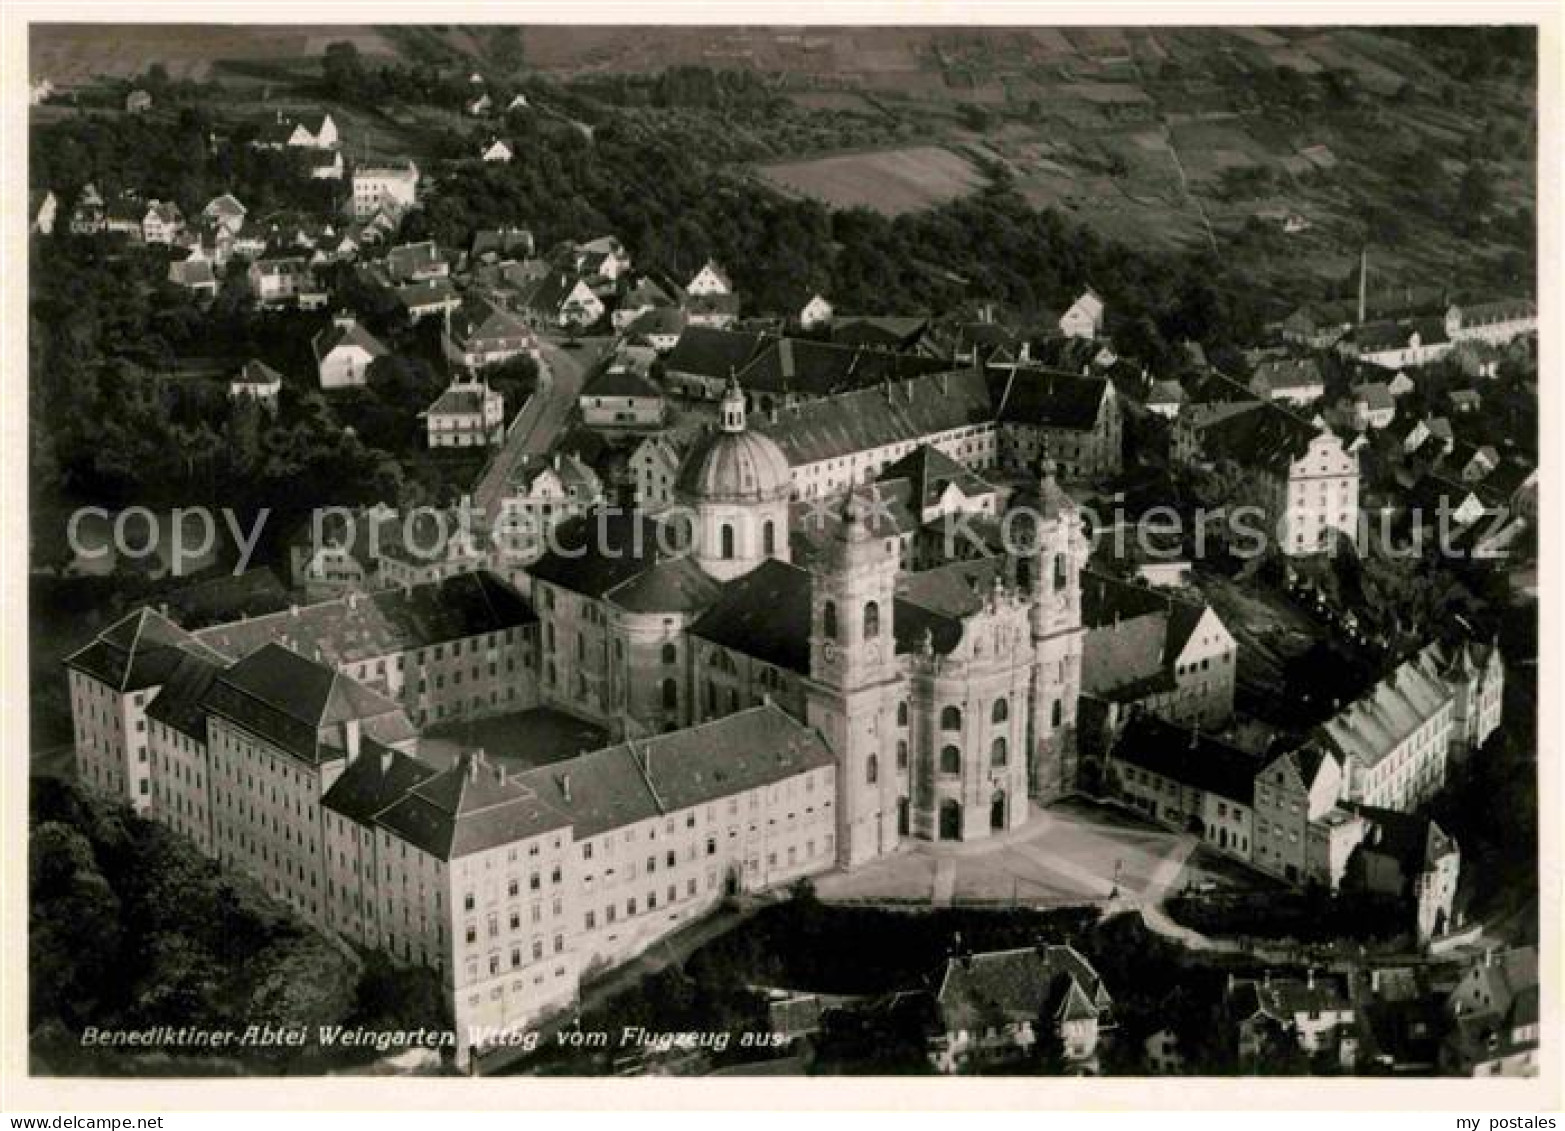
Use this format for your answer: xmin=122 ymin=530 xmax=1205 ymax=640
xmin=149 ymin=720 xmax=214 ymax=853
xmin=1342 ymin=701 xmax=1453 ymax=811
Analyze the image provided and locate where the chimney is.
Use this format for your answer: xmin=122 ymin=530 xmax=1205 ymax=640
xmin=1370 ymin=969 xmax=1381 ymax=994
xmin=342 ymin=717 xmax=361 ymax=763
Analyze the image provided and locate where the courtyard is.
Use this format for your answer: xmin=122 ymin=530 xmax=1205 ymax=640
xmin=815 ymin=797 xmax=1276 ymax=909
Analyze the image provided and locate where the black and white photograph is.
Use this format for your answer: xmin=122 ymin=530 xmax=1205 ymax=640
xmin=6 ymin=5 xmax=1557 ymax=1109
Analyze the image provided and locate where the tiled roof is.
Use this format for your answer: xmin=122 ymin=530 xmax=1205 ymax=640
xmin=736 ymin=337 xmax=950 ymax=399
xmin=663 ymin=326 xmax=768 ymax=381
xmin=1316 ymin=647 xmax=1453 ymax=769
xmin=514 ymin=704 xmax=835 ymax=840
xmin=386 ymin=241 xmax=443 ymax=281
xmin=526 ymin=512 xmax=682 ymax=600
xmin=143 ymin=651 xmax=226 ymax=740
xmin=1252 ymin=357 xmax=1323 ymax=393
xmin=396 ymin=278 xmax=458 ymax=309
xmin=604 ymin=555 xmax=723 ymax=616
xmin=830 ymin=315 xmax=930 ymax=351
xmin=235 ymin=358 xmax=285 ymax=388
xmin=200 ymin=643 xmax=412 ymax=765
xmin=321 ymin=740 xmax=438 ymax=825
xmin=875 ymin=444 xmax=994 ymax=511
xmin=989 ymin=366 xmax=1110 ymax=431
xmin=194 ymin=571 xmax=535 ymax=667
xmin=426 ymin=383 xmax=497 ymax=417
xmin=689 ymin=559 xmax=814 ymax=673
xmin=936 ymin=945 xmax=1110 ymax=1033
xmin=1110 ymin=711 xmax=1260 ymax=805
xmin=1234 ymin=973 xmax=1352 ymax=1021
xmin=376 ymin=754 xmax=573 ymax=860
xmin=1186 ymin=398 xmax=1323 ymax=474
xmin=1341 ymin=803 xmax=1458 ymax=872
xmin=449 ymin=295 xmax=532 ymax=344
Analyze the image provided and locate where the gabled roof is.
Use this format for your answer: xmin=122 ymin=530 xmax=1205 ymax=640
xmin=396 ymin=277 xmax=458 ymax=309
xmin=235 ymin=358 xmax=285 ymax=388
xmin=143 ymin=651 xmax=226 ymax=740
xmin=449 ymin=295 xmax=532 ymax=344
xmin=830 ymin=315 xmax=929 ymax=351
xmin=1110 ymin=711 xmax=1260 ymax=806
xmin=737 ymin=337 xmax=951 ymax=399
xmin=583 ymin=363 xmax=662 ymax=401
xmin=526 ymin=512 xmax=681 ymax=600
xmin=689 ymin=559 xmax=814 ymax=673
xmin=200 ymin=643 xmax=412 ymax=764
xmin=989 ymin=366 xmax=1110 ymax=431
xmin=875 ymin=444 xmax=994 ymax=511
xmin=312 ymin=318 xmax=388 ymax=363
xmin=386 ymin=240 xmax=444 ymax=281
xmin=321 ymin=740 xmax=438 ymax=825
xmin=935 ymin=945 xmax=1110 ymax=1034
xmin=1316 ymin=647 xmax=1455 ymax=769
xmin=194 ymin=571 xmax=535 ymax=667
xmin=1252 ymin=356 xmax=1324 ymax=393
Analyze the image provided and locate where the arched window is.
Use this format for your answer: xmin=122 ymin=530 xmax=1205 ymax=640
xmin=864 ymin=600 xmax=880 ymax=639
xmin=661 ymin=642 xmax=677 ymax=665
xmin=992 ymin=697 xmax=1009 ymax=724
xmin=940 ymin=706 xmax=962 ymax=731
xmin=939 ymin=745 xmax=961 ymax=775
xmin=866 ymin=755 xmax=878 ymax=785
xmin=661 ymin=679 xmax=678 ymax=709
xmin=897 ymin=702 xmax=909 ymax=727
xmin=823 ymin=600 xmax=838 ymax=640
xmin=896 ymin=740 xmax=908 ymax=769
xmin=1051 ymin=698 xmax=1063 ymax=728
xmin=720 ymin=523 xmax=735 ymax=560
xmin=991 ymin=737 xmax=1008 ymax=767
xmin=763 ymin=520 xmax=776 ymax=556
xmin=1053 ymin=553 xmax=1067 ymax=588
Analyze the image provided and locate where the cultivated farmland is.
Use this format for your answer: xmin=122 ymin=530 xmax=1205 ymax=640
xmin=755 ymin=145 xmax=988 ymax=215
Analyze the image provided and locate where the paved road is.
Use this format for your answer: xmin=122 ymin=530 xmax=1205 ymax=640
xmin=470 ymin=335 xmax=612 ymax=525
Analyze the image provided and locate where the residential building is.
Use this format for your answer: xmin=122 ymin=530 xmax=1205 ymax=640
xmin=424 ymin=379 xmax=506 ymax=448
xmin=229 ymin=359 xmax=285 ymax=411
xmin=1107 ymin=712 xmax=1257 ymax=858
xmin=201 ymin=193 xmax=247 ymax=233
xmin=386 ymin=240 xmax=448 ymax=284
xmin=311 ymin=313 xmax=388 ymax=390
xmin=1229 ymin=971 xmax=1355 ymax=1064
xmin=929 ymin=945 xmax=1114 ymax=1071
xmin=799 ymin=293 xmax=834 ymax=330
xmin=397 ymin=278 xmax=462 ymax=323
xmin=579 ymin=362 xmax=666 ymax=430
xmin=1250 ymin=358 xmax=1325 ymax=406
xmin=1058 ymin=288 xmax=1105 ymax=340
xmin=1444 ymin=298 xmax=1537 ymax=348
xmin=444 ymin=296 xmax=540 ymax=370
xmin=1442 ymin=947 xmax=1540 ymax=1076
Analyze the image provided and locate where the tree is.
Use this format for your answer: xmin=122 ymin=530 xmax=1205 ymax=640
xmin=322 ymin=41 xmax=367 ymax=101
xmin=1455 ymin=162 xmax=1495 ymax=234
xmin=246 ymin=934 xmax=356 ymax=1037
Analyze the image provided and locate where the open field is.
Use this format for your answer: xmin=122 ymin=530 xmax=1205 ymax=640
xmin=30 ymin=24 xmax=400 ymax=84
xmin=755 ymin=145 xmax=987 ymax=215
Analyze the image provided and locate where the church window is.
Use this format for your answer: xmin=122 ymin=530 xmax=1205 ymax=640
xmin=940 ymin=745 xmax=961 ymax=775
xmin=763 ymin=520 xmax=776 ymax=555
xmin=897 ymin=702 xmax=908 ymax=727
xmin=992 ymin=698 xmax=1009 ymax=724
xmin=720 ymin=524 xmax=735 ymax=560
xmin=991 ymin=737 xmax=1008 ymax=767
xmin=661 ymin=679 xmax=678 ymax=710
xmin=941 ymin=706 xmax=962 ymax=731
xmin=864 ymin=601 xmax=881 ymax=639
xmin=823 ymin=601 xmax=838 ymax=641
xmin=896 ymin=740 xmax=908 ymax=769
xmin=1054 ymin=554 xmax=1067 ymax=588
xmin=866 ymin=755 xmax=878 ymax=785
xmin=1051 ymin=699 xmax=1063 ymax=728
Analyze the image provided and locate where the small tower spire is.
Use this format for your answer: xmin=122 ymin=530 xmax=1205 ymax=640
xmin=720 ymin=370 xmax=746 ymax=433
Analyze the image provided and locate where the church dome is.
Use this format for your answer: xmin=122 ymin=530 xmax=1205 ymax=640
xmin=675 ymin=378 xmax=793 ymax=504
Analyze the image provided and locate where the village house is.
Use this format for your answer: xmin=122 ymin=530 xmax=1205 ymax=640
xmin=799 ymin=293 xmax=834 ymax=331
xmin=1343 ymin=317 xmax=1454 ymax=370
xmin=625 ymin=307 xmax=687 ymax=353
xmin=247 ymin=257 xmax=322 ymax=308
xmin=167 ymin=251 xmax=218 ymax=298
xmin=481 ymin=138 xmax=514 ymax=163
xmin=683 ymin=290 xmax=742 ymax=330
xmin=253 ymin=110 xmax=339 ymax=150
xmin=490 ymin=453 xmax=605 ymax=579
xmin=397 ymin=278 xmax=461 ymax=324
xmin=520 ymin=272 xmax=606 ymax=331
xmin=1145 ymin=379 xmax=1187 ymax=420
xmin=68 ymin=183 xmax=105 ymax=235
xmin=1444 ymin=298 xmax=1537 ymax=348
xmin=1249 ymin=357 xmax=1325 ymax=406
xmin=125 ymin=89 xmax=152 ymax=114
xmin=471 ymin=226 xmax=535 ymax=264
xmin=444 ymin=296 xmax=540 ymax=370
xmin=351 ymin=161 xmax=420 ymax=220
xmin=1352 ymin=382 xmax=1396 ymax=429
xmin=311 ymin=150 xmax=345 ymax=180
xmin=573 ymin=235 xmax=631 ymax=282
xmin=1175 ymin=398 xmax=1359 ymax=556
xmin=613 ymin=275 xmax=682 ymax=332
xmin=929 ymin=945 xmax=1113 ymax=1072
xmin=422 ymin=378 xmax=506 ymax=448
xmin=311 ymin=312 xmax=388 ymax=390
xmin=685 ymin=261 xmax=733 ymax=297
xmin=579 ymin=361 xmax=666 ymax=430
xmin=200 ymin=192 xmax=247 ymax=234
xmin=628 ymin=435 xmax=683 ymax=511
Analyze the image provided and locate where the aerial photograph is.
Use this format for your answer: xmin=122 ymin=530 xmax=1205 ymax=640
xmin=22 ymin=21 xmax=1541 ymax=1083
